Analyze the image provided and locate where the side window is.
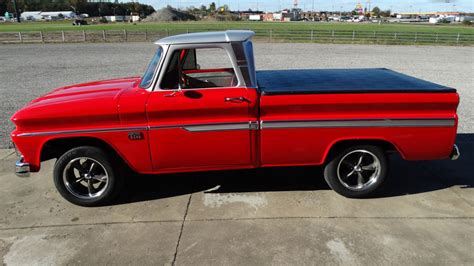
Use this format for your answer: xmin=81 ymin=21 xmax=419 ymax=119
xmin=160 ymin=47 xmax=238 ymax=90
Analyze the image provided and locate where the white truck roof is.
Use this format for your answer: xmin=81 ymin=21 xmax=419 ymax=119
xmin=155 ymin=30 xmax=255 ymax=45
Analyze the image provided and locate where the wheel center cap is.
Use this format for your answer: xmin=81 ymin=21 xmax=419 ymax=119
xmin=84 ymin=173 xmax=92 ymax=179
xmin=354 ymin=166 xmax=362 ymax=172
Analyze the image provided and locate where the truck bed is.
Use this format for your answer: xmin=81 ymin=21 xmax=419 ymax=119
xmin=256 ymin=68 xmax=456 ymax=95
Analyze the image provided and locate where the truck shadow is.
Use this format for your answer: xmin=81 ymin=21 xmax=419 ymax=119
xmin=116 ymin=133 xmax=473 ymax=205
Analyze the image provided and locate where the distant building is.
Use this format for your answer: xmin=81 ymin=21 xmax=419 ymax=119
xmin=20 ymin=11 xmax=42 ymax=21
xmin=262 ymin=11 xmax=291 ymax=22
xmin=249 ymin=14 xmax=262 ymax=21
xmin=21 ymin=11 xmax=77 ymax=21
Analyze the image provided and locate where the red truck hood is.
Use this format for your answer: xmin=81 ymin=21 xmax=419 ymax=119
xmin=12 ymin=77 xmax=141 ymax=131
xmin=30 ymin=77 xmax=141 ymax=105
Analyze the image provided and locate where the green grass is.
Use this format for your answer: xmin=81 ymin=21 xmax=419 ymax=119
xmin=1 ymin=21 xmax=473 ymax=34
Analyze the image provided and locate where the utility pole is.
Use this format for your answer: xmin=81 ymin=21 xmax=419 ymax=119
xmin=367 ymin=0 xmax=371 ymax=17
xmin=12 ymin=0 xmax=21 ymax=22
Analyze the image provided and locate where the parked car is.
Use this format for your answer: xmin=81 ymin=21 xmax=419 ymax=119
xmin=0 ymin=16 xmax=6 ymax=22
xmin=11 ymin=31 xmax=460 ymax=206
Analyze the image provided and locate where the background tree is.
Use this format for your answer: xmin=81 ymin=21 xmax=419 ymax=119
xmin=371 ymin=6 xmax=381 ymax=18
xmin=209 ymin=2 xmax=216 ymax=12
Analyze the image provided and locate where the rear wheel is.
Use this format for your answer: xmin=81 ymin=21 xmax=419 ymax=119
xmin=324 ymin=145 xmax=388 ymax=198
xmin=53 ymin=146 xmax=123 ymax=206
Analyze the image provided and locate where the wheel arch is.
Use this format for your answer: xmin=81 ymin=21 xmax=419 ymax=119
xmin=323 ymin=138 xmax=403 ymax=164
xmin=40 ymin=136 xmax=133 ymax=170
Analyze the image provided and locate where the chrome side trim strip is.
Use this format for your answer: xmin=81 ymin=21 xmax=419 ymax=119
xmin=17 ymin=126 xmax=148 ymax=137
xmin=261 ymin=119 xmax=455 ymax=129
xmin=16 ymin=119 xmax=453 ymax=137
xmin=149 ymin=122 xmax=259 ymax=132
xmin=183 ymin=122 xmax=255 ymax=132
xmin=18 ymin=122 xmax=259 ymax=137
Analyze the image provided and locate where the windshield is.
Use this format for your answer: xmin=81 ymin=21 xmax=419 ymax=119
xmin=139 ymin=47 xmax=163 ymax=89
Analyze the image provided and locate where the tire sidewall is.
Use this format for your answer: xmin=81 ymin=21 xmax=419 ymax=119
xmin=324 ymin=145 xmax=388 ymax=198
xmin=53 ymin=146 xmax=118 ymax=207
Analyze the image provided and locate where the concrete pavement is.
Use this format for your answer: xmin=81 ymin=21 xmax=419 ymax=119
xmin=0 ymin=134 xmax=473 ymax=264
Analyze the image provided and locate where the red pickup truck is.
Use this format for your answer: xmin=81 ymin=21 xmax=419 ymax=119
xmin=11 ymin=30 xmax=460 ymax=206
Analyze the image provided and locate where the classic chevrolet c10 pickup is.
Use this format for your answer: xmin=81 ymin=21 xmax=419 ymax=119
xmin=11 ymin=30 xmax=460 ymax=206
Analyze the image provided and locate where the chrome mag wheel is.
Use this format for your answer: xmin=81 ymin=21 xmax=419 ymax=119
xmin=63 ymin=157 xmax=109 ymax=200
xmin=336 ymin=150 xmax=381 ymax=191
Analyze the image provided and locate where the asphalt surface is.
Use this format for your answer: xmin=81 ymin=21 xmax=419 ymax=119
xmin=0 ymin=43 xmax=473 ymax=264
xmin=0 ymin=43 xmax=473 ymax=148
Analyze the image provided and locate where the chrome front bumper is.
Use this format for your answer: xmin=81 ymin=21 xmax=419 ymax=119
xmin=15 ymin=157 xmax=30 ymax=177
xmin=450 ymin=144 xmax=460 ymax=161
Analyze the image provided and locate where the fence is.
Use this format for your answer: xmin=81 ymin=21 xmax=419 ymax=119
xmin=1 ymin=29 xmax=473 ymax=45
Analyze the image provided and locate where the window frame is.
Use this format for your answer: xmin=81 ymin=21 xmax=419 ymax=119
xmin=141 ymin=44 xmax=170 ymax=92
xmin=139 ymin=46 xmax=164 ymax=89
xmin=154 ymin=43 xmax=246 ymax=91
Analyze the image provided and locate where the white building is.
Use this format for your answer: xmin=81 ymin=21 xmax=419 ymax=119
xmin=249 ymin=14 xmax=262 ymax=21
xmin=21 ymin=11 xmax=77 ymax=21
xmin=20 ymin=11 xmax=42 ymax=21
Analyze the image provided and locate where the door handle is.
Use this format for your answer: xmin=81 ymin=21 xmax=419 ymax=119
xmin=224 ymin=96 xmax=250 ymax=103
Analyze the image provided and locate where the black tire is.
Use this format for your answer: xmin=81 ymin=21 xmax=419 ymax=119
xmin=53 ymin=146 xmax=123 ymax=207
xmin=324 ymin=145 xmax=388 ymax=198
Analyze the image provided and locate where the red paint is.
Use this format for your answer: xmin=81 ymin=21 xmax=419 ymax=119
xmin=10 ymin=75 xmax=459 ymax=175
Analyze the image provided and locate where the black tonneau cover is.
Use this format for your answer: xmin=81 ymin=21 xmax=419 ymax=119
xmin=257 ymin=68 xmax=455 ymax=95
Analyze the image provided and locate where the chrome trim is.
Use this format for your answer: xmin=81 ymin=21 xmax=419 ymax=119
xmin=17 ymin=126 xmax=148 ymax=137
xmin=17 ymin=121 xmax=259 ymax=137
xmin=261 ymin=119 xmax=455 ymax=129
xmin=249 ymin=121 xmax=259 ymax=130
xmin=15 ymin=156 xmax=30 ymax=178
xmin=63 ymin=157 xmax=109 ymax=199
xmin=183 ymin=123 xmax=251 ymax=132
xmin=16 ymin=119 xmax=453 ymax=137
xmin=156 ymin=42 xmax=247 ymax=90
xmin=337 ymin=149 xmax=381 ymax=191
xmin=450 ymin=144 xmax=460 ymax=160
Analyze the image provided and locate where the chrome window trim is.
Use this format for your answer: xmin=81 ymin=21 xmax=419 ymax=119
xmin=260 ymin=119 xmax=455 ymax=129
xmin=154 ymin=43 xmax=246 ymax=91
xmin=139 ymin=45 xmax=165 ymax=90
xmin=145 ymin=44 xmax=170 ymax=92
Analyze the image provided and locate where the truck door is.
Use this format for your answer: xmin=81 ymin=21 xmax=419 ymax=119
xmin=146 ymin=45 xmax=258 ymax=171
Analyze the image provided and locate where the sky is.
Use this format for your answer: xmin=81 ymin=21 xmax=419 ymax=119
xmin=140 ymin=0 xmax=474 ymax=13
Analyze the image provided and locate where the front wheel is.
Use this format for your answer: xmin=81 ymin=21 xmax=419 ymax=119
xmin=324 ymin=145 xmax=388 ymax=198
xmin=53 ymin=146 xmax=123 ymax=207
